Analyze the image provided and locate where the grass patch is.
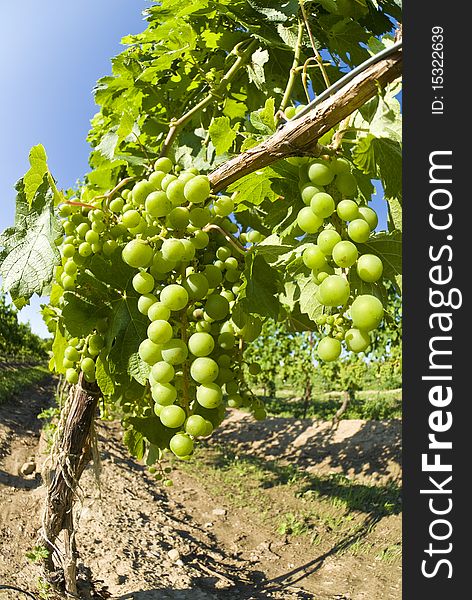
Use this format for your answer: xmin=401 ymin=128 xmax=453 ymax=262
xmin=0 ymin=364 xmax=49 ymax=405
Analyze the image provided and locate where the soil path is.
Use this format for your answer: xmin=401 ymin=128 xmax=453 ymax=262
xmin=0 ymin=382 xmax=401 ymax=600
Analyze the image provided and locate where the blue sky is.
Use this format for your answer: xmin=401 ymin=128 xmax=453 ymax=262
xmin=0 ymin=1 xmax=150 ymax=337
xmin=0 ymin=2 xmax=388 ymax=338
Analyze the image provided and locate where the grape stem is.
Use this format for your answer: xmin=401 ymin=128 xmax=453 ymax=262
xmin=202 ymin=224 xmax=246 ymax=255
xmin=94 ymin=177 xmax=136 ymax=202
xmin=64 ymin=200 xmax=96 ymax=210
xmin=278 ymin=20 xmax=305 ymax=119
xmin=160 ymin=39 xmax=257 ymax=157
xmin=298 ymin=0 xmax=331 ymax=88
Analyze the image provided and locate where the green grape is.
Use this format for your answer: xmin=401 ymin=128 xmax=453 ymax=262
xmin=225 ymin=256 xmax=238 ymax=270
xmin=348 ymin=219 xmax=371 ymax=243
xmin=248 ymin=363 xmax=261 ymax=375
xmin=331 ymin=157 xmax=351 ymax=174
xmin=63 ymin=221 xmax=75 ymax=235
xmin=359 ymin=206 xmax=379 ymax=230
xmin=345 ymin=328 xmax=371 ymax=353
xmin=310 ymin=192 xmax=335 ymax=218
xmin=89 ymin=334 xmax=104 ymax=354
xmin=189 ymin=207 xmax=211 ymax=228
xmin=300 ymin=183 xmax=324 ymax=205
xmin=179 ymin=171 xmax=196 ymax=184
xmin=332 ymin=240 xmax=358 ymax=268
xmin=185 ymin=415 xmax=208 ymax=437
xmin=62 ymin=244 xmax=75 ymax=258
xmin=192 ymin=230 xmax=210 ymax=250
xmin=148 ymin=302 xmax=171 ymax=322
xmin=138 ymin=293 xmax=158 ymax=315
xmin=188 ymin=332 xmax=215 ymax=357
xmin=317 ymin=229 xmax=342 ymax=255
xmin=80 ymin=357 xmax=95 ymax=373
xmin=62 ymin=275 xmax=76 ymax=290
xmin=145 ymin=191 xmax=172 ymax=218
xmin=64 ymin=260 xmax=78 ymax=276
xmin=184 ymin=175 xmax=211 ymax=204
xmin=160 ymin=339 xmax=188 ymax=365
xmin=196 ymin=383 xmax=223 ymax=408
xmin=85 ymin=230 xmax=100 ymax=244
xmin=76 ymin=222 xmax=90 ymax=238
xmin=318 ymin=275 xmax=350 ymax=307
xmin=247 ymin=230 xmax=262 ymax=244
xmin=78 ymin=242 xmax=92 ymax=257
xmin=147 ymin=320 xmax=173 ymax=345
xmin=166 ymin=180 xmax=186 ymax=207
xmin=151 ymin=361 xmax=175 ymax=384
xmin=205 ymin=294 xmax=229 ymax=321
xmin=122 ymin=240 xmax=153 ymax=268
xmin=132 ymin=180 xmax=154 ymax=204
xmin=356 ymin=254 xmax=383 ymax=282
xmin=163 ymin=478 xmax=174 ymax=486
xmin=218 ymin=332 xmax=235 ymax=350
xmin=190 ymin=357 xmax=219 ymax=384
xmin=253 ymin=408 xmax=266 ymax=420
xmin=160 ymin=405 xmax=186 ymax=428
xmin=139 ymin=339 xmax=162 ymax=365
xmin=63 ymin=359 xmax=74 ymax=369
xmin=65 ymin=368 xmax=79 ymax=384
xmin=103 ymin=240 xmax=118 ymax=257
xmin=335 ymin=172 xmax=357 ymax=196
xmin=161 ymin=239 xmax=185 ymax=262
xmin=152 ymin=382 xmax=177 ymax=405
xmin=317 ymin=337 xmax=342 ymax=362
xmin=214 ymin=259 xmax=225 ymax=271
xmin=350 ymin=295 xmax=384 ymax=331
xmin=65 ymin=346 xmax=80 ymax=362
xmin=133 ymin=271 xmax=155 ymax=295
xmin=109 ymin=197 xmax=124 ymax=213
xmin=196 ymin=321 xmax=212 ymax=333
xmin=183 ymin=273 xmax=209 ymax=300
xmin=154 ymin=157 xmax=173 ymax=173
xmin=303 ymin=245 xmax=327 ymax=270
xmin=284 ymin=105 xmax=296 ymax=119
xmin=170 ymin=433 xmax=194 ymax=457
xmin=161 ymin=173 xmax=177 ymax=191
xmin=236 ymin=315 xmax=262 ymax=342
xmin=213 ymin=196 xmax=234 ymax=217
xmin=336 ymin=199 xmax=359 ymax=221
xmin=167 ymin=207 xmax=190 ymax=229
xmin=180 ymin=239 xmax=196 ymax=261
xmin=216 ymin=246 xmax=231 ymax=261
xmin=83 ymin=370 xmax=96 ymax=383
xmin=160 ymin=284 xmax=189 ymax=311
xmin=308 ymin=161 xmax=335 ymax=186
xmin=297 ymin=207 xmax=323 ymax=234
xmin=151 ymin=254 xmax=176 ymax=274
xmin=225 ymin=379 xmax=238 ymax=393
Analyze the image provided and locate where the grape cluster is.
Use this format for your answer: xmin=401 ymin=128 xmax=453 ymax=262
xmin=55 ymin=157 xmax=265 ymax=462
xmin=295 ymin=155 xmax=385 ymax=361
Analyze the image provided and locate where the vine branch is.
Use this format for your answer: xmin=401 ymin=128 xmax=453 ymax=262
xmin=209 ymin=45 xmax=402 ymax=192
xmin=298 ymin=0 xmax=331 ymax=88
xmin=278 ymin=20 xmax=305 ymax=117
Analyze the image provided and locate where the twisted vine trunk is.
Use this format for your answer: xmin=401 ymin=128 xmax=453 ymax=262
xmin=40 ymin=375 xmax=100 ymax=597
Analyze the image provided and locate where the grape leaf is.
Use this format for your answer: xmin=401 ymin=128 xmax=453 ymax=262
xmin=96 ymin=353 xmax=115 ymax=396
xmin=127 ymin=416 xmax=175 ymax=449
xmin=297 ymin=275 xmax=323 ymax=321
xmin=123 ymin=427 xmax=145 ymax=460
xmin=208 ymin=116 xmax=239 ymax=155
xmin=24 ymin=145 xmax=49 ymax=207
xmin=62 ymin=292 xmax=110 ymax=337
xmin=0 ymin=178 xmax=61 ymax=306
xmin=353 ymin=135 xmax=401 ymax=200
xmin=239 ymin=254 xmax=281 ymax=319
xmin=356 ymin=231 xmax=402 ymax=291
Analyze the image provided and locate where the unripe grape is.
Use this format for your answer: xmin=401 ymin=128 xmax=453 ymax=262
xmin=303 ymin=245 xmax=327 ymax=270
xmin=335 ymin=172 xmax=357 ymax=196
xmin=145 ymin=191 xmax=172 ymax=218
xmin=308 ymin=161 xmax=335 ymax=186
xmin=184 ymin=175 xmax=211 ymax=204
xmin=62 ymin=244 xmax=75 ymax=258
xmin=188 ymin=332 xmax=215 ymax=357
xmin=189 ymin=207 xmax=211 ymax=228
xmin=152 ymin=382 xmax=177 ymax=405
xmin=110 ymin=197 xmax=124 ymax=213
xmin=65 ymin=368 xmax=79 ymax=384
xmin=213 ymin=196 xmax=234 ymax=217
xmin=345 ymin=328 xmax=371 ymax=353
xmin=148 ymin=302 xmax=171 ymax=322
xmin=183 ymin=273 xmax=209 ymax=300
xmin=297 ymin=207 xmax=323 ymax=234
xmin=166 ymin=180 xmax=186 ymax=207
xmin=138 ymin=293 xmax=158 ymax=315
xmin=161 ymin=173 xmax=177 ymax=191
xmin=317 ymin=229 xmax=342 ymax=255
xmin=76 ymin=222 xmax=90 ymax=238
xmin=161 ymin=239 xmax=185 ymax=262
xmin=205 ymin=294 xmax=229 ymax=321
xmin=348 ymin=219 xmax=371 ymax=243
xmin=64 ymin=260 xmax=78 ymax=276
xmin=132 ymin=180 xmax=155 ymax=205
xmin=190 ymin=357 xmax=219 ymax=384
xmin=332 ymin=157 xmax=351 ymax=174
xmin=317 ymin=337 xmax=342 ymax=362
xmin=318 ymin=275 xmax=350 ymax=307
xmin=185 ymin=414 xmax=208 ymax=437
xmin=147 ymin=320 xmax=173 ymax=345
xmin=160 ymin=405 xmax=186 ymax=428
xmin=300 ymin=183 xmax=324 ymax=205
xmin=336 ymin=199 xmax=359 ymax=221
xmin=151 ymin=254 xmax=176 ymax=274
xmin=170 ymin=433 xmax=194 ymax=457
xmin=192 ymin=230 xmax=210 ymax=250
xmin=80 ymin=357 xmax=95 ymax=373
xmin=65 ymin=346 xmax=80 ymax=362
xmin=216 ymin=246 xmax=231 ymax=261
xmin=122 ymin=240 xmax=153 ymax=268
xmin=154 ymin=157 xmax=173 ymax=173
xmin=332 ymin=240 xmax=358 ymax=268
xmin=160 ymin=338 xmax=188 ymax=365
xmin=218 ymin=332 xmax=235 ymax=350
xmin=247 ymin=230 xmax=263 ymax=244
xmin=151 ymin=361 xmax=175 ymax=383
xmin=62 ymin=275 xmax=75 ymax=290
xmin=196 ymin=383 xmax=223 ymax=408
xmin=356 ymin=254 xmax=383 ymax=282
xmin=350 ymin=294 xmax=384 ymax=331
xmin=359 ymin=206 xmax=379 ymax=230
xmin=103 ymin=239 xmax=118 ymax=257
xmin=139 ymin=339 xmax=162 ymax=365
xmin=225 ymin=256 xmax=238 ymax=270
xmin=167 ymin=207 xmax=190 ymax=229
xmin=78 ymin=242 xmax=92 ymax=257
xmin=284 ymin=105 xmax=296 ymax=119
xmin=180 ymin=239 xmax=196 ymax=262
xmin=310 ymin=192 xmax=335 ymax=218
xmin=133 ymin=271 xmax=155 ymax=294
xmin=160 ymin=284 xmax=189 ymax=311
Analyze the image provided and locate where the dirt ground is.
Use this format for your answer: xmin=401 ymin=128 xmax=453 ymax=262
xmin=0 ymin=380 xmax=401 ymax=600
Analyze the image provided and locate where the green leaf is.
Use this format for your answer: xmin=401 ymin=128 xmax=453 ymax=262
xmin=0 ymin=178 xmax=61 ymax=305
xmin=123 ymin=427 xmax=145 ymax=460
xmin=96 ymin=352 xmax=115 ymax=396
xmin=239 ymin=254 xmax=281 ymax=319
xmin=229 ymin=166 xmax=281 ymax=208
xmin=247 ymin=48 xmax=269 ymax=89
xmin=353 ymin=135 xmax=402 ymax=200
xmin=250 ymin=97 xmax=276 ymax=134
xmin=50 ymin=321 xmax=67 ymax=374
xmin=208 ymin=116 xmax=239 ymax=155
xmin=24 ymin=145 xmax=48 ymax=207
xmin=62 ymin=292 xmax=109 ymax=337
xmin=356 ymin=231 xmax=402 ymax=292
xmin=252 ymin=234 xmax=293 ymax=263
xmin=297 ymin=275 xmax=323 ymax=321
xmin=128 ymin=416 xmax=175 ymax=450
